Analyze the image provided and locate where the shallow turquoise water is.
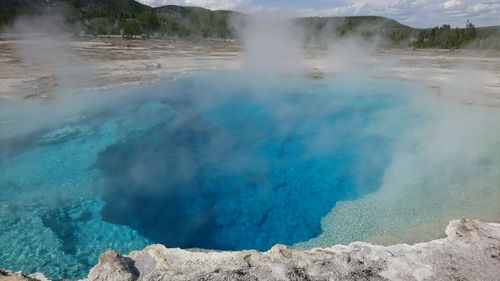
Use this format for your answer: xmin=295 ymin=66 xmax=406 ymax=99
xmin=0 ymin=72 xmax=420 ymax=279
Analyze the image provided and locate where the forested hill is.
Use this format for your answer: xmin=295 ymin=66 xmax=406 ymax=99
xmin=296 ymin=16 xmax=416 ymax=47
xmin=0 ymin=0 xmax=499 ymax=49
xmin=0 ymin=0 xmax=241 ymax=38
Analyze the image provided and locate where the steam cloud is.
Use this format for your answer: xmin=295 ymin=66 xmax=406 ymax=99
xmin=1 ymin=10 xmax=499 ymax=255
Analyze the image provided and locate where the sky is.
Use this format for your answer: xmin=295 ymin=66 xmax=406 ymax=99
xmin=136 ymin=0 xmax=500 ymax=27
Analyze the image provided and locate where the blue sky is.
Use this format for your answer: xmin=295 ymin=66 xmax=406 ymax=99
xmin=137 ymin=0 xmax=500 ymax=27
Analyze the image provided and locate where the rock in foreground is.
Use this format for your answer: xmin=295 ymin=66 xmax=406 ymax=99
xmin=84 ymin=219 xmax=500 ymax=281
xmin=1 ymin=219 xmax=499 ymax=281
xmin=0 ymin=270 xmax=48 ymax=281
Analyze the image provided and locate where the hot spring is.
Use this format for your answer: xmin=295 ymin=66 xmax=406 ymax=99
xmin=1 ymin=71 xmax=499 ymax=279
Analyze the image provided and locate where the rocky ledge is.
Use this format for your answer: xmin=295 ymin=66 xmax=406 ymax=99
xmin=2 ymin=219 xmax=500 ymax=281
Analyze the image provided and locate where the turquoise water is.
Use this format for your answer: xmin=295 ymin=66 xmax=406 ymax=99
xmin=0 ymin=72 xmax=420 ymax=279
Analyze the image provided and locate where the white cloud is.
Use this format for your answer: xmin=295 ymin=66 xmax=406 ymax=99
xmin=315 ymin=0 xmax=500 ymax=27
xmin=443 ymin=0 xmax=462 ymax=9
xmin=319 ymin=2 xmax=367 ymax=17
xmin=139 ymin=0 xmax=250 ymax=10
xmin=468 ymin=2 xmax=500 ymax=13
xmin=136 ymin=0 xmax=500 ymax=27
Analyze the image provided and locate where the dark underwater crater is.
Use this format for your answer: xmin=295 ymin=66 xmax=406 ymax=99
xmin=96 ymin=74 xmax=398 ymax=251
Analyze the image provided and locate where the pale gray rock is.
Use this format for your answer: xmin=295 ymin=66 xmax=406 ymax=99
xmin=86 ymin=251 xmax=139 ymax=281
xmin=2 ymin=219 xmax=499 ymax=281
xmin=0 ymin=270 xmax=49 ymax=281
xmin=82 ymin=219 xmax=500 ymax=281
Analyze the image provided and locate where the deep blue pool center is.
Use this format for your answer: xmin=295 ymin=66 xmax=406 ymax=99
xmin=0 ymin=72 xmax=418 ymax=279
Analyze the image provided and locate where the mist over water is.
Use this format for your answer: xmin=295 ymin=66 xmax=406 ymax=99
xmin=96 ymin=73 xmax=413 ymax=251
xmin=1 ymin=12 xmax=500 ymax=281
xmin=0 ymin=72 xmax=421 ymax=278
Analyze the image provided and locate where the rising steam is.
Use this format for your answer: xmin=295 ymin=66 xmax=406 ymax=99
xmin=1 ymin=9 xmax=500 ymax=255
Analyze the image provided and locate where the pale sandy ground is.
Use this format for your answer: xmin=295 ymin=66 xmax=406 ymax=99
xmin=0 ymin=37 xmax=241 ymax=100
xmin=305 ymin=48 xmax=500 ymax=107
xmin=1 ymin=37 xmax=499 ymax=105
xmin=377 ymin=49 xmax=500 ymax=107
xmin=0 ymin=37 xmax=500 ymax=106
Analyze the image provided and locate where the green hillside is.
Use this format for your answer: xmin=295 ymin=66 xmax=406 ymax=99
xmin=0 ymin=0 xmax=67 ymax=26
xmin=0 ymin=0 xmax=241 ymax=38
xmin=0 ymin=0 xmax=499 ymax=49
xmin=66 ymin=0 xmax=242 ymax=37
xmin=296 ymin=16 xmax=417 ymax=47
xmin=152 ymin=5 xmax=242 ymax=38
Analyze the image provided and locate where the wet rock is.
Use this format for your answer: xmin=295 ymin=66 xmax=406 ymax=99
xmin=3 ymin=219 xmax=500 ymax=281
xmin=143 ymin=63 xmax=161 ymax=70
xmin=87 ymin=251 xmax=139 ymax=281
xmin=0 ymin=270 xmax=48 ymax=281
xmin=83 ymin=219 xmax=499 ymax=281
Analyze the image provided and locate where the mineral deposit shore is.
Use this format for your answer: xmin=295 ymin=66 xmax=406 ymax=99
xmin=1 ymin=37 xmax=499 ymax=106
xmin=1 ymin=219 xmax=499 ymax=281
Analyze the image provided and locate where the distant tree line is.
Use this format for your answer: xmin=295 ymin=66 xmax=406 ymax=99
xmin=0 ymin=0 xmax=237 ymax=39
xmin=297 ymin=16 xmax=417 ymax=48
xmin=1 ymin=0 xmax=499 ymax=49
xmin=414 ymin=21 xmax=477 ymax=49
xmin=67 ymin=1 xmax=237 ymax=39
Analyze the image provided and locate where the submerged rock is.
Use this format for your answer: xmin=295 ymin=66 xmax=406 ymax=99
xmin=2 ymin=219 xmax=499 ymax=281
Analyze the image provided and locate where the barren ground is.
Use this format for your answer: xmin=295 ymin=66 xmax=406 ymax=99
xmin=0 ymin=37 xmax=241 ymax=100
xmin=0 ymin=36 xmax=499 ymax=106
